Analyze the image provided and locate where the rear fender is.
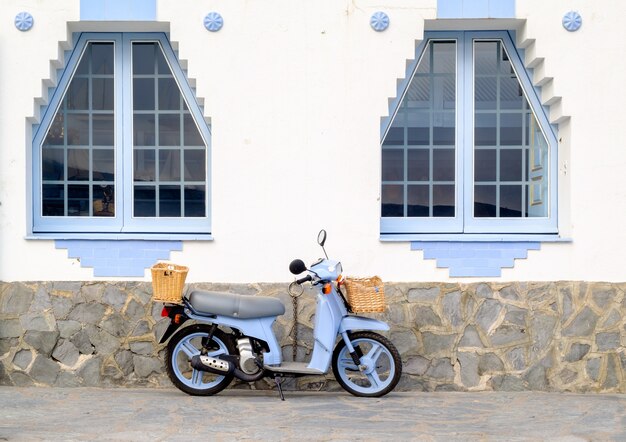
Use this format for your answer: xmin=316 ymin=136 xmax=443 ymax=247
xmin=158 ymin=305 xmax=189 ymax=344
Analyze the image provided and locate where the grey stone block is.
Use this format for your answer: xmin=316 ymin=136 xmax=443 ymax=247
xmin=55 ymin=371 xmax=82 ymax=387
xmin=29 ymin=287 xmax=52 ymax=312
xmin=133 ymin=355 xmax=163 ymax=378
xmin=476 ymin=299 xmax=503 ymax=333
xmin=504 ymin=306 xmax=527 ymax=326
xmin=29 ymin=355 xmax=60 ymax=385
xmin=130 ymin=341 xmax=154 ymax=356
xmin=506 ymin=347 xmax=527 ymax=371
xmin=530 ymin=313 xmax=557 ymax=356
xmin=459 ymin=326 xmax=483 ymax=348
xmin=412 ymin=305 xmax=442 ymax=327
xmin=100 ymin=312 xmax=130 ymax=338
xmin=499 ymin=285 xmax=520 ymax=301
xmin=0 ymin=319 xmax=22 ymax=338
xmin=51 ymin=295 xmax=74 ymax=320
xmin=490 ymin=374 xmax=525 ymax=391
xmin=0 ymin=284 xmax=35 ymax=314
xmin=24 ymin=330 xmax=60 ymax=356
xmin=78 ymin=357 xmax=102 ymax=387
xmin=52 ymin=339 xmax=80 ymax=366
xmin=403 ymin=356 xmax=430 ymax=376
xmin=475 ymin=283 xmax=493 ymax=299
xmin=562 ymin=307 xmax=599 ymax=337
xmin=603 ymin=355 xmax=619 ymax=389
xmin=425 ymin=358 xmax=454 ymax=380
xmin=442 ymin=291 xmax=462 ymax=327
xmin=491 ymin=325 xmax=527 ymax=346
xmin=523 ymin=363 xmax=548 ymax=390
xmin=565 ymin=343 xmax=590 ymax=362
xmin=408 ymin=287 xmax=440 ymax=303
xmin=478 ymin=353 xmax=504 ymax=375
xmin=103 ymin=286 xmax=128 ymax=311
xmin=124 ymin=299 xmax=146 ymax=323
xmin=592 ymin=287 xmax=616 ymax=309
xmin=85 ymin=325 xmax=120 ymax=356
xmin=422 ymin=332 xmax=455 ymax=356
xmin=58 ymin=320 xmax=82 ymax=338
xmin=586 ymin=357 xmax=602 ymax=382
xmin=458 ymin=352 xmax=480 ymax=387
xmin=0 ymin=338 xmax=18 ymax=356
xmin=19 ymin=311 xmax=57 ymax=332
xmin=115 ymin=350 xmax=135 ymax=376
xmin=71 ymin=329 xmax=95 ymax=355
xmin=12 ymin=350 xmax=32 ymax=370
xmin=68 ymin=303 xmax=107 ymax=325
xmin=600 ymin=309 xmax=621 ymax=328
xmin=0 ymin=362 xmax=12 ymax=386
xmin=10 ymin=371 xmax=34 ymax=387
xmin=596 ymin=332 xmax=620 ymax=351
xmin=132 ymin=320 xmax=151 ymax=337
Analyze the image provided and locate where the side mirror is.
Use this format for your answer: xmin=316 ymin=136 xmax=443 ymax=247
xmin=317 ymin=229 xmax=327 ymax=247
xmin=289 ymin=259 xmax=307 ymax=275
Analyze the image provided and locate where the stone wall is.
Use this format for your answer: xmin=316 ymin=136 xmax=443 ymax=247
xmin=0 ymin=281 xmax=624 ymax=392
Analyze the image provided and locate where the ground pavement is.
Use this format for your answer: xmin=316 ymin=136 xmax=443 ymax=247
xmin=1 ymin=387 xmax=625 ymax=441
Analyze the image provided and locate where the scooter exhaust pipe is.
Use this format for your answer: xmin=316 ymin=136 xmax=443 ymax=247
xmin=190 ymin=355 xmax=265 ymax=382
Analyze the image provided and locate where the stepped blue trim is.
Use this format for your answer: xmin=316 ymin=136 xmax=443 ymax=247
xmin=56 ymin=240 xmax=182 ymax=277
xmin=437 ymin=0 xmax=515 ymax=19
xmin=411 ymin=241 xmax=540 ymax=277
xmin=80 ymin=0 xmax=156 ymax=21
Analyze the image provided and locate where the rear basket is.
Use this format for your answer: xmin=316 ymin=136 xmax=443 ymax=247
xmin=151 ymin=263 xmax=189 ymax=304
xmin=344 ymin=276 xmax=385 ymax=313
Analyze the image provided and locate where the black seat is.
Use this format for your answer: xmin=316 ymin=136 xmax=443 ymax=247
xmin=187 ymin=290 xmax=285 ymax=319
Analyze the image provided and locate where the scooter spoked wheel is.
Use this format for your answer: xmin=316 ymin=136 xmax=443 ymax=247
xmin=165 ymin=324 xmax=236 ymax=396
xmin=332 ymin=331 xmax=402 ymax=397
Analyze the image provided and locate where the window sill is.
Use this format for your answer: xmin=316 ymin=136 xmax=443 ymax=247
xmin=380 ymin=234 xmax=571 ymax=243
xmin=26 ymin=233 xmax=213 ymax=241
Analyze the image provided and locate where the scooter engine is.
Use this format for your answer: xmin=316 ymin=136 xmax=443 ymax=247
xmin=237 ymin=338 xmax=260 ymax=375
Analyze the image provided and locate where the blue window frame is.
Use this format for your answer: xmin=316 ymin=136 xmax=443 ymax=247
xmin=381 ymin=31 xmax=557 ymax=236
xmin=32 ymin=33 xmax=211 ymax=236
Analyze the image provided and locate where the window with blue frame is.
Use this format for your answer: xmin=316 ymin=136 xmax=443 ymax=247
xmin=381 ymin=31 xmax=557 ymax=235
xmin=33 ymin=33 xmax=211 ymax=235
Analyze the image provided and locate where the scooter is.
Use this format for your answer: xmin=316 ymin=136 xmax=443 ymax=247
xmin=158 ymin=230 xmax=402 ymax=399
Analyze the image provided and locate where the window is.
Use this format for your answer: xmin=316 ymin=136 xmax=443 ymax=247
xmin=381 ymin=31 xmax=557 ymax=235
xmin=33 ymin=33 xmax=211 ymax=235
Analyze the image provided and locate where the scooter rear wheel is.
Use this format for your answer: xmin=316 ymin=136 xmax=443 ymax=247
xmin=332 ymin=331 xmax=402 ymax=397
xmin=165 ymin=324 xmax=236 ymax=396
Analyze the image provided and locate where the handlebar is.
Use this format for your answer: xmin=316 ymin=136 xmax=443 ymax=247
xmin=295 ymin=274 xmax=313 ymax=285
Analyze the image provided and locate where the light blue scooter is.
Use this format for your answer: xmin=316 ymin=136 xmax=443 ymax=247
xmin=159 ymin=230 xmax=402 ymax=399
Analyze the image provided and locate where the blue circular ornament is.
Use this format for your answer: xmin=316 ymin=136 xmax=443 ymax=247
xmin=15 ymin=12 xmax=34 ymax=32
xmin=562 ymin=11 xmax=582 ymax=32
xmin=370 ymin=11 xmax=389 ymax=32
xmin=204 ymin=12 xmax=224 ymax=32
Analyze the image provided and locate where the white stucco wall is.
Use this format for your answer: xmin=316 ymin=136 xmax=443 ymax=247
xmin=0 ymin=0 xmax=625 ymax=283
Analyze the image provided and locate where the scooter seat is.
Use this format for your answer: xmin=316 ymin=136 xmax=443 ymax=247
xmin=187 ymin=290 xmax=285 ymax=319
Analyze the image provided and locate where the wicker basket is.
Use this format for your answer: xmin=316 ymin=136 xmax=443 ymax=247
xmin=151 ymin=263 xmax=189 ymax=304
xmin=344 ymin=276 xmax=385 ymax=313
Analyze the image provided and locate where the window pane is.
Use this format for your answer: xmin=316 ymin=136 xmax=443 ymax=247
xmin=500 ymin=149 xmax=522 ymax=181
xmin=92 ymin=78 xmax=114 ymax=111
xmin=68 ymin=185 xmax=90 ymax=216
xmin=433 ymin=112 xmax=454 ymax=145
xmin=93 ymin=185 xmax=115 ymax=217
xmin=67 ymin=114 xmax=89 ymax=145
xmin=42 ymin=184 xmax=64 ymax=216
xmin=475 ymin=113 xmax=497 ymax=146
xmin=184 ymin=185 xmax=205 ymax=217
xmin=133 ymin=43 xmax=156 ymax=75
xmin=474 ymin=41 xmax=498 ymax=75
xmin=407 ymin=112 xmax=429 ymax=145
xmin=134 ymin=149 xmax=155 ymax=182
xmin=134 ymin=186 xmax=156 ymax=217
xmin=474 ymin=185 xmax=496 ymax=217
xmin=433 ymin=185 xmax=455 ymax=217
xmin=184 ymin=150 xmax=206 ymax=181
xmin=42 ymin=149 xmax=64 ymax=180
xmin=407 ymin=185 xmax=429 ymax=217
xmin=158 ymin=114 xmax=181 ymax=146
xmin=67 ymin=78 xmax=89 ymax=110
xmin=382 ymin=150 xmax=403 ymax=181
xmin=475 ymin=149 xmax=496 ymax=182
xmin=93 ymin=149 xmax=114 ymax=181
xmin=133 ymin=79 xmax=155 ymax=110
xmin=134 ymin=114 xmax=156 ymax=146
xmin=433 ymin=42 xmax=455 ymax=74
xmin=433 ymin=149 xmax=454 ymax=181
xmin=159 ymin=78 xmax=181 ymax=110
xmin=475 ymin=77 xmax=497 ymax=110
xmin=500 ymin=185 xmax=522 ymax=217
xmin=407 ymin=149 xmax=429 ymax=181
xmin=67 ymin=149 xmax=89 ymax=181
xmin=405 ymin=77 xmax=430 ymax=108
xmin=184 ymin=114 xmax=204 ymax=146
xmin=43 ymin=114 xmax=65 ymax=146
xmin=92 ymin=114 xmax=114 ymax=146
xmin=91 ymin=43 xmax=114 ymax=75
xmin=159 ymin=185 xmax=181 ymax=217
xmin=159 ymin=149 xmax=181 ymax=181
xmin=382 ymin=126 xmax=404 ymax=146
xmin=500 ymin=113 xmax=523 ymax=145
xmin=381 ymin=185 xmax=403 ymax=217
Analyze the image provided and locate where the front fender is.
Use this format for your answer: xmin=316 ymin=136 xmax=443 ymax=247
xmin=338 ymin=315 xmax=390 ymax=334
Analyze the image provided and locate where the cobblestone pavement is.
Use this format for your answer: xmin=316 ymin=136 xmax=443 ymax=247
xmin=1 ymin=387 xmax=625 ymax=441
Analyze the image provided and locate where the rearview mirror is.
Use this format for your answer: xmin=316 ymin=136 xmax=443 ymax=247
xmin=317 ymin=229 xmax=327 ymax=247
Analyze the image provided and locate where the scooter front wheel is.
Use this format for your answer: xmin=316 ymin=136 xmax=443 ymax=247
xmin=332 ymin=331 xmax=402 ymax=397
xmin=165 ymin=324 xmax=236 ymax=396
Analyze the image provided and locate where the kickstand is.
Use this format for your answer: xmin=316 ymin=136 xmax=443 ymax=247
xmin=274 ymin=375 xmax=285 ymax=401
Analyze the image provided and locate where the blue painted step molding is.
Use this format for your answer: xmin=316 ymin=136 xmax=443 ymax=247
xmin=411 ymin=241 xmax=540 ymax=277
xmin=56 ymin=240 xmax=183 ymax=277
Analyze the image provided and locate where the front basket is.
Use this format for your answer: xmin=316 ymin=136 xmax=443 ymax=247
xmin=344 ymin=276 xmax=385 ymax=313
xmin=151 ymin=263 xmax=189 ymax=304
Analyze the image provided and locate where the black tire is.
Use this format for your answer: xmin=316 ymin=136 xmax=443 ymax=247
xmin=332 ymin=331 xmax=402 ymax=397
xmin=165 ymin=324 xmax=237 ymax=396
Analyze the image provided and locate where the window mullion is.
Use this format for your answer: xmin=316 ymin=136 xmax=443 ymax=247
xmin=120 ymin=34 xmax=133 ymax=231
